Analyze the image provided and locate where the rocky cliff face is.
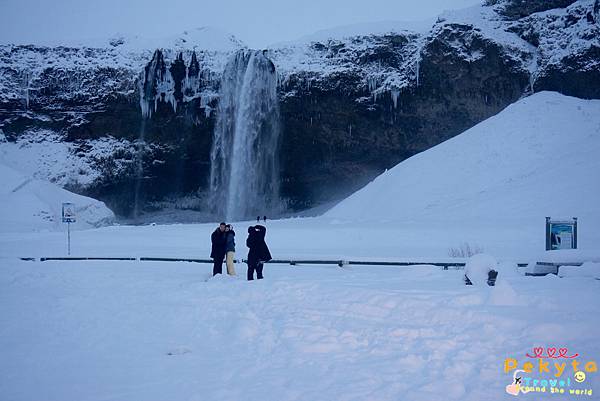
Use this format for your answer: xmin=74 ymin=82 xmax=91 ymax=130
xmin=1 ymin=1 xmax=598 ymax=219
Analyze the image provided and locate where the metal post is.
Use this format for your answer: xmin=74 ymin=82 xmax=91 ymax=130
xmin=545 ymin=217 xmax=551 ymax=251
xmin=68 ymin=221 xmax=71 ymax=256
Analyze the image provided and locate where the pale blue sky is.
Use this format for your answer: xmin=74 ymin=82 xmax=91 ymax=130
xmin=0 ymin=0 xmax=481 ymax=48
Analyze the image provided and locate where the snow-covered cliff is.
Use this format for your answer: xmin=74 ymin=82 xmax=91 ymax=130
xmin=0 ymin=0 xmax=598 ymax=218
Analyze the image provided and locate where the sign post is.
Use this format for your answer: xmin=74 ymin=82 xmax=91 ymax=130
xmin=545 ymin=217 xmax=577 ymax=251
xmin=62 ymin=202 xmax=76 ymax=255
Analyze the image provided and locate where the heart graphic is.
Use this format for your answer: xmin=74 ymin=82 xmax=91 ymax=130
xmin=506 ymin=384 xmax=520 ymax=396
xmin=527 ymin=347 xmax=544 ymax=358
xmin=547 ymin=347 xmax=557 ymax=358
xmin=559 ymin=348 xmax=568 ymax=357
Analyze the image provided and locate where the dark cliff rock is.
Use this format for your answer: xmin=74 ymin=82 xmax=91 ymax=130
xmin=486 ymin=0 xmax=580 ymax=19
xmin=277 ymin=23 xmax=531 ymax=208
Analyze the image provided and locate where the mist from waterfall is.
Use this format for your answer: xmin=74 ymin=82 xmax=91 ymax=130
xmin=209 ymin=50 xmax=281 ymax=221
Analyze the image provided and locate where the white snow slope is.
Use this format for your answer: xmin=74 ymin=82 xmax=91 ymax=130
xmin=0 ymin=162 xmax=114 ymax=232
xmin=327 ymin=91 xmax=600 ymax=228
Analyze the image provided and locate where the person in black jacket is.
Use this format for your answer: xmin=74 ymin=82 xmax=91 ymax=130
xmin=211 ymin=222 xmax=227 ymax=275
xmin=246 ymin=225 xmax=272 ymax=280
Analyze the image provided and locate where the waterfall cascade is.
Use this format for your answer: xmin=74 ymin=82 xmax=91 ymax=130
xmin=209 ymin=50 xmax=281 ymax=221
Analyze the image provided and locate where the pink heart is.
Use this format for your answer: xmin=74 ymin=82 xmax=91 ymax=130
xmin=506 ymin=384 xmax=519 ymax=396
xmin=547 ymin=348 xmax=557 ymax=358
xmin=559 ymin=348 xmax=568 ymax=357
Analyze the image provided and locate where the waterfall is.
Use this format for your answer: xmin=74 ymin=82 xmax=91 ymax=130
xmin=209 ymin=50 xmax=281 ymax=221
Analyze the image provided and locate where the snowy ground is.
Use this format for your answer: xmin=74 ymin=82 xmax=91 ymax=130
xmin=1 ymin=258 xmax=599 ymax=401
xmin=0 ymin=216 xmax=589 ymax=262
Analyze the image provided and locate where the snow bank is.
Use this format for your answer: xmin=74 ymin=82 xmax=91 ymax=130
xmin=523 ymin=249 xmax=600 ymax=275
xmin=536 ymin=248 xmax=600 ymax=264
xmin=0 ymin=163 xmax=114 ymax=233
xmin=559 ymin=262 xmax=600 ymax=279
xmin=326 ymin=92 xmax=600 ymax=228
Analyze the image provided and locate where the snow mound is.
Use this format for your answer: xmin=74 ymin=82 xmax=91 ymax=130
xmin=0 ymin=163 xmax=114 ymax=233
xmin=465 ymin=253 xmax=497 ymax=285
xmin=558 ymin=262 xmax=600 ymax=279
xmin=326 ymin=92 xmax=600 ymax=225
xmin=536 ymin=249 xmax=600 ymax=264
xmin=488 ymin=280 xmax=523 ymax=306
xmin=523 ymin=249 xmax=600 ymax=275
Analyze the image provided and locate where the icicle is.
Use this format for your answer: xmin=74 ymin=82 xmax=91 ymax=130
xmin=390 ymin=88 xmax=400 ymax=109
xmin=415 ymin=57 xmax=420 ymax=87
xmin=20 ymin=70 xmax=31 ymax=110
xmin=367 ymin=76 xmax=378 ymax=93
xmin=413 ymin=42 xmax=424 ymax=87
xmin=529 ymin=72 xmax=536 ymax=94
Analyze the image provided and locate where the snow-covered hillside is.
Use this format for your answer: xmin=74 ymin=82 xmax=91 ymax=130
xmin=327 ymin=92 xmax=600 ymax=224
xmin=0 ymin=162 xmax=114 ymax=232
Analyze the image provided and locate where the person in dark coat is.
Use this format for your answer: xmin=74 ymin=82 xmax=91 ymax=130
xmin=246 ymin=224 xmax=272 ymax=280
xmin=210 ymin=222 xmax=227 ymax=275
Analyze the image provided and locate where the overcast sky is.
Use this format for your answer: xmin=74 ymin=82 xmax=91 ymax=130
xmin=0 ymin=0 xmax=481 ymax=48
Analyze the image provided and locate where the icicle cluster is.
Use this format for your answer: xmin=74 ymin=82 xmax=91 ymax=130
xmin=138 ymin=49 xmax=203 ymax=119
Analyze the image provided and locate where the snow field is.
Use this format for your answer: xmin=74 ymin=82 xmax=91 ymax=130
xmin=1 ymin=259 xmax=599 ymax=401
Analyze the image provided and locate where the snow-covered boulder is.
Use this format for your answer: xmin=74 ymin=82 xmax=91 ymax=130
xmin=465 ymin=254 xmax=498 ymax=285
